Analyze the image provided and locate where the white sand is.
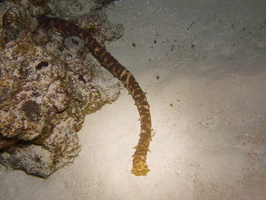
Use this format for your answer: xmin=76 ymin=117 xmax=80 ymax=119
xmin=1 ymin=0 xmax=266 ymax=199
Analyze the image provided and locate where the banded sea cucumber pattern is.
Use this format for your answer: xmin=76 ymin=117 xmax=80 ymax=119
xmin=37 ymin=15 xmax=152 ymax=176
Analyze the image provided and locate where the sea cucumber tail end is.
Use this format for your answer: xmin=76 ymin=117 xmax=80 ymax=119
xmin=131 ymin=156 xmax=150 ymax=176
xmin=131 ymin=130 xmax=152 ymax=176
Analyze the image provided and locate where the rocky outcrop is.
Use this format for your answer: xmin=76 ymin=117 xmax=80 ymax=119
xmin=0 ymin=0 xmax=122 ymax=178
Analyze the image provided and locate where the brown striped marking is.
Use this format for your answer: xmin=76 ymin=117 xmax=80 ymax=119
xmin=37 ymin=15 xmax=152 ymax=176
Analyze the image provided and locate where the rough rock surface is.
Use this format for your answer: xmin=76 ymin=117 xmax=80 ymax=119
xmin=0 ymin=0 xmax=123 ymax=178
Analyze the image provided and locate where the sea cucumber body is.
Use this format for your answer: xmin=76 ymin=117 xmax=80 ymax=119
xmin=38 ymin=15 xmax=152 ymax=176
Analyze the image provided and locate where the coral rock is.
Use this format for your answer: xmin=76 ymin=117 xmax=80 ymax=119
xmin=0 ymin=1 xmax=122 ymax=178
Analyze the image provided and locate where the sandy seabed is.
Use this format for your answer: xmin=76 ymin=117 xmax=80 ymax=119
xmin=1 ymin=0 xmax=266 ymax=199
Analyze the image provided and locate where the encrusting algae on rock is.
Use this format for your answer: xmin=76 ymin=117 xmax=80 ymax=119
xmin=0 ymin=1 xmax=122 ymax=178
